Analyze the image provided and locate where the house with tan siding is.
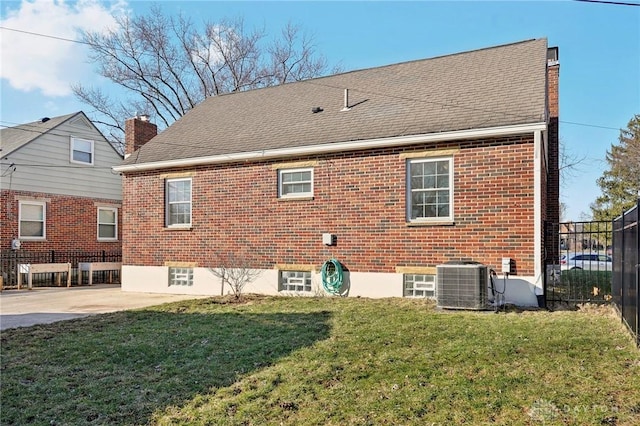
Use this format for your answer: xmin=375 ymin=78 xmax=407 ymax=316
xmin=114 ymin=38 xmax=560 ymax=306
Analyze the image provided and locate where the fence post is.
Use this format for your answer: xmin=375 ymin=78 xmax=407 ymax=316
xmin=636 ymin=198 xmax=640 ymax=347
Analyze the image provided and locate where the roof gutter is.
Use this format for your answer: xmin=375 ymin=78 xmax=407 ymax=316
xmin=113 ymin=122 xmax=547 ymax=173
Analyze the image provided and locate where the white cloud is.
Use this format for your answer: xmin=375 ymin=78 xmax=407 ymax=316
xmin=0 ymin=0 xmax=128 ymax=97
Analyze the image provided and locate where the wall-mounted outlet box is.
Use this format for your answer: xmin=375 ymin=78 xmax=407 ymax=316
xmin=322 ymin=233 xmax=336 ymax=246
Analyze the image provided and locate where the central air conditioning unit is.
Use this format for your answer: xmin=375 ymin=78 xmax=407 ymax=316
xmin=437 ymin=263 xmax=488 ymax=310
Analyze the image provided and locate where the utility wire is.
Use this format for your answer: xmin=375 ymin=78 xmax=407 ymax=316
xmin=0 ymin=26 xmax=93 ymax=45
xmin=573 ymin=0 xmax=640 ymax=6
xmin=0 ymin=162 xmax=116 ymax=170
xmin=0 ymin=26 xmax=627 ymax=158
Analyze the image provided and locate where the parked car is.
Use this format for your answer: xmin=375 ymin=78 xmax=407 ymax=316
xmin=560 ymin=252 xmax=612 ymax=271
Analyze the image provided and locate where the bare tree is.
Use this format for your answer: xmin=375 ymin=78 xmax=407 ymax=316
xmin=208 ymin=250 xmax=263 ymax=301
xmin=73 ymin=6 xmax=337 ymax=148
xmin=559 ymin=138 xmax=587 ymax=188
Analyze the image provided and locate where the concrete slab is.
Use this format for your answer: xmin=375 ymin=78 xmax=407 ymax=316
xmin=0 ymin=285 xmax=208 ymax=330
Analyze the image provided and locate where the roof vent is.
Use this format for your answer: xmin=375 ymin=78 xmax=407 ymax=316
xmin=311 ymin=107 xmax=323 ymax=114
xmin=341 ymin=89 xmax=351 ymax=112
xmin=41 ymin=117 xmax=50 ymax=123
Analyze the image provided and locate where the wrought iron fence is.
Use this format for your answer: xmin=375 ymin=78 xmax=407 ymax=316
xmin=0 ymin=250 xmax=122 ymax=289
xmin=612 ymin=199 xmax=639 ymax=347
xmin=544 ymin=221 xmax=613 ymax=308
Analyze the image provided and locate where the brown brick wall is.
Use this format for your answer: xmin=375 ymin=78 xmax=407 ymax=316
xmin=1 ymin=190 xmax=122 ymax=252
xmin=122 ymin=135 xmax=537 ymax=275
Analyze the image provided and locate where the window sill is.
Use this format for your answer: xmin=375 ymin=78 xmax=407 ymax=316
xmin=98 ymin=238 xmax=119 ymax=242
xmin=18 ymin=237 xmax=46 ymax=241
xmin=278 ymin=196 xmax=314 ymax=202
xmin=69 ymin=160 xmax=94 ymax=166
xmin=163 ymin=226 xmax=193 ymax=231
xmin=406 ymin=220 xmax=455 ymax=227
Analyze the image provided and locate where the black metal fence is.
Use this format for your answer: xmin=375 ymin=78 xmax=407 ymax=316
xmin=0 ymin=250 xmax=122 ymax=289
xmin=544 ymin=221 xmax=613 ymax=307
xmin=612 ymin=200 xmax=639 ymax=347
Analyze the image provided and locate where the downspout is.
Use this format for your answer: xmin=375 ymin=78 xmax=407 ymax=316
xmin=534 ymin=129 xmax=543 ymax=297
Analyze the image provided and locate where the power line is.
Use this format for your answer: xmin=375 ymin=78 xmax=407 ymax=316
xmin=573 ymin=0 xmax=640 ymax=6
xmin=560 ymin=121 xmax=622 ymax=131
xmin=0 ymin=162 xmax=117 ymax=170
xmin=0 ymin=26 xmax=93 ymax=45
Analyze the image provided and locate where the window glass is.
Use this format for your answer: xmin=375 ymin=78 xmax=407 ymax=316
xmin=408 ymin=158 xmax=453 ymax=221
xmin=279 ymin=168 xmax=313 ymax=197
xmin=404 ymin=274 xmax=436 ymax=298
xmin=98 ymin=207 xmax=117 ymax=240
xmin=280 ymin=271 xmax=312 ymax=292
xmin=169 ymin=267 xmax=193 ymax=286
xmin=19 ymin=202 xmax=46 ymax=238
xmin=166 ymin=178 xmax=192 ymax=226
xmin=71 ymin=137 xmax=94 ymax=164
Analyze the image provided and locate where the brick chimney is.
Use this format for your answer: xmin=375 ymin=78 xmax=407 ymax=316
xmin=545 ymin=46 xmax=560 ymax=266
xmin=546 ymin=46 xmax=559 ymax=120
xmin=124 ymin=115 xmax=157 ymax=157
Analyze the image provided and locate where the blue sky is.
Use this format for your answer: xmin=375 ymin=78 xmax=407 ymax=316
xmin=1 ymin=0 xmax=639 ymax=221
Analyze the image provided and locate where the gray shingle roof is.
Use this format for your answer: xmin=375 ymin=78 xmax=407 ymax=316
xmin=1 ymin=112 xmax=80 ymax=156
xmin=122 ymin=38 xmax=549 ymax=167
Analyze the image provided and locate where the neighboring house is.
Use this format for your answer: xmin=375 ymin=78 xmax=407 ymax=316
xmin=114 ymin=38 xmax=560 ymax=306
xmin=0 ymin=112 xmax=124 ymax=252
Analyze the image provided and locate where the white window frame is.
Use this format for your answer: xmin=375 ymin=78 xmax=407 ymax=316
xmin=169 ymin=267 xmax=193 ymax=286
xmin=279 ymin=270 xmax=312 ymax=293
xmin=278 ymin=168 xmax=314 ymax=198
xmin=165 ymin=178 xmax=192 ymax=227
xmin=97 ymin=207 xmax=118 ymax=241
xmin=70 ymin=137 xmax=95 ymax=165
xmin=18 ymin=201 xmax=46 ymax=240
xmin=407 ymin=157 xmax=454 ymax=222
xmin=404 ymin=274 xmax=436 ymax=298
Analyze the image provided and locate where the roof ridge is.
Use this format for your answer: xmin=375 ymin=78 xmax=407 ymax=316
xmin=210 ymin=38 xmax=547 ymax=101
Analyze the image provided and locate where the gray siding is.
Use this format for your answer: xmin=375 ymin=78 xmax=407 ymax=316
xmin=1 ymin=118 xmax=122 ymax=200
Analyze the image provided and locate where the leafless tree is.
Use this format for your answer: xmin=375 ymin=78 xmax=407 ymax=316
xmin=73 ymin=6 xmax=337 ymax=149
xmin=559 ymin=138 xmax=587 ymax=188
xmin=208 ymin=250 xmax=263 ymax=300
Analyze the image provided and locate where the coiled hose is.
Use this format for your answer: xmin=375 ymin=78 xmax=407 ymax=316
xmin=321 ymin=259 xmax=344 ymax=295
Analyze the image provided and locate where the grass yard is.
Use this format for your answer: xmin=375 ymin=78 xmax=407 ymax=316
xmin=548 ymin=270 xmax=613 ymax=303
xmin=1 ymin=296 xmax=639 ymax=425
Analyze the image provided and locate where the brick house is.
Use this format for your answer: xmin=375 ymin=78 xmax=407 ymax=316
xmin=1 ymin=112 xmax=124 ymax=253
xmin=114 ymin=38 xmax=559 ymax=306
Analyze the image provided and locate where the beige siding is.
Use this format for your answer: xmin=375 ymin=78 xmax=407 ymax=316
xmin=1 ymin=119 xmax=122 ymax=200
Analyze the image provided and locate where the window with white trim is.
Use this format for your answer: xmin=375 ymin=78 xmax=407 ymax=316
xmin=70 ymin=137 xmax=94 ymax=165
xmin=97 ymin=207 xmax=118 ymax=240
xmin=278 ymin=168 xmax=313 ymax=198
xmin=165 ymin=178 xmax=192 ymax=227
xmin=169 ymin=267 xmax=193 ymax=286
xmin=19 ymin=201 xmax=46 ymax=239
xmin=279 ymin=271 xmax=312 ymax=292
xmin=404 ymin=274 xmax=436 ymax=298
xmin=407 ymin=157 xmax=453 ymax=222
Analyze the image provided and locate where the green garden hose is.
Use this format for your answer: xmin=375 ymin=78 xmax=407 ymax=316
xmin=321 ymin=259 xmax=344 ymax=295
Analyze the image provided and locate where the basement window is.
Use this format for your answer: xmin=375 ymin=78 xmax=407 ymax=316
xmin=404 ymin=274 xmax=436 ymax=298
xmin=279 ymin=271 xmax=312 ymax=293
xmin=169 ymin=267 xmax=193 ymax=286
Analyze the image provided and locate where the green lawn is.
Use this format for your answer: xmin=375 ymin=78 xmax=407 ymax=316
xmin=1 ymin=296 xmax=639 ymax=425
xmin=548 ymin=270 xmax=613 ymax=303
